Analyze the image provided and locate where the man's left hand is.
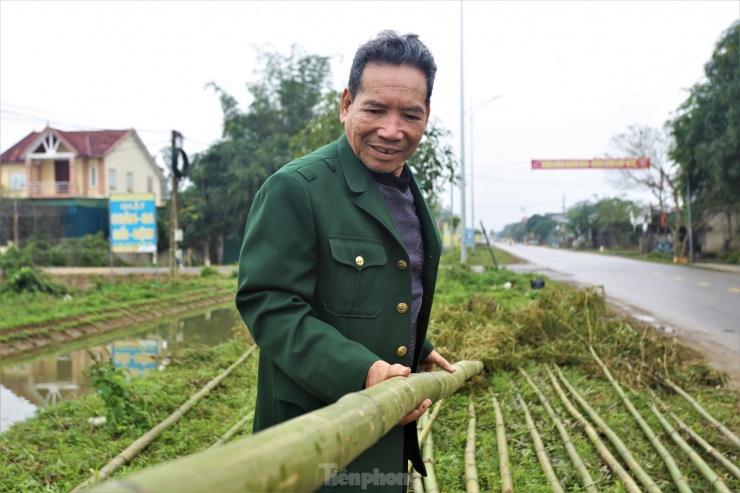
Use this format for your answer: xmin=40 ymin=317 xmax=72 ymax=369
xmin=418 ymin=349 xmax=455 ymax=373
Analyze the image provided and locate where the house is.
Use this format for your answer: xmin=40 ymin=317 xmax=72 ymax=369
xmin=0 ymin=126 xmax=165 ymax=244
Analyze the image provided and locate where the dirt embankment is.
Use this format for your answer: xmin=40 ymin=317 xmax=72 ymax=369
xmin=0 ymin=272 xmax=235 ymax=361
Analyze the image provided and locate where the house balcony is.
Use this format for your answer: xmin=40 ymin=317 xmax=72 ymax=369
xmin=27 ymin=181 xmax=76 ymax=198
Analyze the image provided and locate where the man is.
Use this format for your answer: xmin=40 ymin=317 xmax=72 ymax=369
xmin=235 ymin=31 xmax=454 ymax=491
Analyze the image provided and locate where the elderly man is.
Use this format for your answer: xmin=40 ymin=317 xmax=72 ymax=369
xmin=236 ymin=30 xmax=454 ymax=491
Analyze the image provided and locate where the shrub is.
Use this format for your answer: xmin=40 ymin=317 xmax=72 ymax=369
xmin=0 ymin=266 xmax=68 ymax=295
xmin=200 ymin=266 xmax=219 ymax=277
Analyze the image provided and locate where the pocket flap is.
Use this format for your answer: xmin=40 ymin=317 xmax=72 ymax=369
xmin=328 ymin=236 xmax=387 ymax=270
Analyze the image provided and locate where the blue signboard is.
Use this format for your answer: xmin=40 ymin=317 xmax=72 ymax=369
xmin=109 ymin=194 xmax=157 ymax=253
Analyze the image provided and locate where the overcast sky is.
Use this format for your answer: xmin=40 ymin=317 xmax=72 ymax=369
xmin=1 ymin=1 xmax=737 ymax=231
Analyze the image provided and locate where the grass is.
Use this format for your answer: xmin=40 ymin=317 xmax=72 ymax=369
xmin=0 ymin=261 xmax=738 ymax=492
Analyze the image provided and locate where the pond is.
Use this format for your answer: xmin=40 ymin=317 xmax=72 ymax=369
xmin=0 ymin=305 xmax=242 ymax=433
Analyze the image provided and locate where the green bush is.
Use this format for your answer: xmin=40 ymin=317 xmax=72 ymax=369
xmin=200 ymin=266 xmax=219 ymax=277
xmin=0 ymin=246 xmax=31 ymax=277
xmin=0 ymin=266 xmax=68 ymax=295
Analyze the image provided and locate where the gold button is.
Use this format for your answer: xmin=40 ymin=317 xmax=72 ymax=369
xmin=397 ymin=260 xmax=407 ymax=269
xmin=355 ymin=256 xmax=364 ymax=267
xmin=396 ymin=303 xmax=408 ymax=313
xmin=396 ymin=346 xmax=407 ymax=357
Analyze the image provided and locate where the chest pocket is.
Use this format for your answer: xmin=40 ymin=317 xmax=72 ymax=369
xmin=323 ymin=236 xmax=387 ymax=318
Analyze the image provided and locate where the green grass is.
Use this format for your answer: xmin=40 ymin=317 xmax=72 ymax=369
xmin=1 ymin=263 xmax=738 ymax=492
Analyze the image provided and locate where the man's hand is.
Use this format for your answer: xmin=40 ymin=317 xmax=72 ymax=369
xmin=418 ymin=349 xmax=456 ymax=373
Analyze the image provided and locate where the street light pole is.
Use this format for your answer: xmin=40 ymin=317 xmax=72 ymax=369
xmin=459 ymin=0 xmax=467 ymax=264
xmin=468 ymin=95 xmax=502 ymax=251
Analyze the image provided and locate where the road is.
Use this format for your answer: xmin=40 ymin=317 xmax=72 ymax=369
xmin=492 ymin=242 xmax=740 ymax=379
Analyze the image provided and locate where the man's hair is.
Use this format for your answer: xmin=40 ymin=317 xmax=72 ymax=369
xmin=348 ymin=31 xmax=437 ymax=104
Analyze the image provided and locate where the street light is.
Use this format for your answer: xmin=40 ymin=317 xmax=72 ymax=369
xmin=467 ymin=95 xmax=502 ymax=250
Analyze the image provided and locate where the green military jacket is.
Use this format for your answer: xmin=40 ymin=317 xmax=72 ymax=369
xmin=235 ymin=134 xmax=441 ymax=489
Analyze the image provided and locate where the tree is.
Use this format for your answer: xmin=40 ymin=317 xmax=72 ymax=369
xmin=669 ymin=20 xmax=739 ymax=252
xmin=606 ymin=125 xmax=687 ymax=256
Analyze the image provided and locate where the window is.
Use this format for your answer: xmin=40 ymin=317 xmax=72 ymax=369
xmin=10 ymin=172 xmax=26 ymax=191
xmin=126 ymin=172 xmax=133 ymax=192
xmin=89 ymin=165 xmax=98 ymax=188
xmin=109 ymin=169 xmax=117 ymax=190
xmin=147 ymin=176 xmax=153 ymax=193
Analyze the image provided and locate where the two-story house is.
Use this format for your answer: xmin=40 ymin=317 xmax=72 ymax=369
xmin=0 ymin=126 xmax=165 ymax=244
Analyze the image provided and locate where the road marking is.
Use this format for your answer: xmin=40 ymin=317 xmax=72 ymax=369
xmin=731 ymin=287 xmax=740 ymax=294
xmin=697 ymin=282 xmax=710 ymax=287
xmin=673 ymin=276 xmax=683 ymax=281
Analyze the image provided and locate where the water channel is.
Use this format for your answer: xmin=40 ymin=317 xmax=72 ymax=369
xmin=0 ymin=305 xmax=241 ymax=433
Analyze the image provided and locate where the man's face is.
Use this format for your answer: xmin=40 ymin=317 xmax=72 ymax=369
xmin=340 ymin=62 xmax=430 ymax=177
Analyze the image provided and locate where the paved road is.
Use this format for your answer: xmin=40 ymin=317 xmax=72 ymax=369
xmin=493 ymin=243 xmax=740 ymax=376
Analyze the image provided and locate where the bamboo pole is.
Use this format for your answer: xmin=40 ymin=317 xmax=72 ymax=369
xmin=516 ymin=392 xmax=564 ymax=493
xmin=208 ymin=410 xmax=254 ymax=450
xmin=518 ymin=367 xmax=598 ymax=493
xmin=74 ymin=344 xmax=257 ymax=491
xmin=465 ymin=396 xmax=480 ymax=493
xmin=418 ymin=399 xmax=444 ymax=445
xmin=660 ymin=377 xmax=740 ymax=449
xmin=588 ymin=347 xmax=690 ymax=493
xmin=413 ymin=468 xmax=425 ymax=493
xmin=422 ymin=412 xmax=441 ymax=493
xmin=546 ymin=367 xmax=642 ymax=493
xmin=489 ymin=388 xmax=513 ymax=493
xmin=82 ymin=360 xmax=483 ymax=493
xmin=670 ymin=412 xmax=740 ymax=481
xmin=649 ymin=404 xmax=731 ymax=493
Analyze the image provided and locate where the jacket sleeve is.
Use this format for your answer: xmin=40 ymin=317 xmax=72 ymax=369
xmin=235 ymin=171 xmax=380 ymax=405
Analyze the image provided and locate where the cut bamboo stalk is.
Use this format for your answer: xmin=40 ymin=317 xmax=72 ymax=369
xmin=418 ymin=398 xmax=444 ymax=445
xmin=489 ymin=388 xmax=514 ymax=493
xmin=546 ymin=367 xmax=642 ymax=493
xmin=670 ymin=412 xmax=740 ymax=481
xmin=413 ymin=467 xmax=425 ymax=493
xmin=518 ymin=367 xmax=598 ymax=493
xmin=650 ymin=404 xmax=732 ymax=493
xmin=75 ymin=344 xmax=257 ymax=491
xmin=208 ymin=410 xmax=254 ymax=450
xmin=465 ymin=396 xmax=480 ymax=493
xmin=660 ymin=377 xmax=740 ymax=449
xmin=82 ymin=360 xmax=483 ymax=493
xmin=422 ymin=412 xmax=440 ymax=493
xmin=516 ymin=392 xmax=565 ymax=493
xmin=588 ymin=347 xmax=690 ymax=493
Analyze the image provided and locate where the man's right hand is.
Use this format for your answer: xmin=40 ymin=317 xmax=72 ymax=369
xmin=364 ymin=360 xmax=430 ymax=425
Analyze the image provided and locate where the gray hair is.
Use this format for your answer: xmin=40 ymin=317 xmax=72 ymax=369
xmin=348 ymin=31 xmax=437 ymax=104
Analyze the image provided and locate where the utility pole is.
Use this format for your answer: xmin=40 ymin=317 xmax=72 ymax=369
xmin=459 ymin=0 xmax=467 ymax=264
xmin=169 ymin=131 xmax=188 ymax=282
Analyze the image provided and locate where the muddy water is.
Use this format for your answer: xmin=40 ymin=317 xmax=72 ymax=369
xmin=0 ymin=306 xmax=241 ymax=433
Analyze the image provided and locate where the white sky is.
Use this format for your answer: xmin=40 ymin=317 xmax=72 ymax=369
xmin=1 ymin=1 xmax=737 ymax=231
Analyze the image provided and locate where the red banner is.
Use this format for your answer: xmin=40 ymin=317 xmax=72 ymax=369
xmin=531 ymin=158 xmax=650 ymax=170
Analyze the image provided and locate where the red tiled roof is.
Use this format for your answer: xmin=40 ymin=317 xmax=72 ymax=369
xmin=1 ymin=127 xmax=132 ymax=163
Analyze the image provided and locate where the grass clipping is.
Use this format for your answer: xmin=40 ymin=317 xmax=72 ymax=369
xmin=428 ymin=266 xmax=724 ymax=390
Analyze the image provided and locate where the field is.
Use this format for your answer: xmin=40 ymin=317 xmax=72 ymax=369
xmin=1 ymin=264 xmax=738 ymax=492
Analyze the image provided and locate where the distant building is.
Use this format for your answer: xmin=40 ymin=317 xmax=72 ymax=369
xmin=0 ymin=126 xmax=165 ymax=243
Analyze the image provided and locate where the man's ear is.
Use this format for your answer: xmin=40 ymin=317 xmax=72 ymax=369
xmin=424 ymin=101 xmax=431 ymax=126
xmin=340 ymin=88 xmax=352 ymax=123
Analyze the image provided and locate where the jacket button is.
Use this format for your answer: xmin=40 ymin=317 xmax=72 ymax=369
xmin=396 ymin=346 xmax=407 ymax=357
xmin=396 ymin=303 xmax=408 ymax=313
xmin=397 ymin=260 xmax=407 ymax=269
xmin=355 ymin=256 xmax=364 ymax=267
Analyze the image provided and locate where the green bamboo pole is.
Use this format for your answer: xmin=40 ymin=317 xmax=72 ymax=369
xmin=422 ymin=412 xmax=440 ymax=493
xmin=516 ymin=392 xmax=564 ymax=493
xmin=82 ymin=360 xmax=483 ymax=493
xmin=418 ymin=399 xmax=444 ymax=445
xmin=660 ymin=377 xmax=740 ymax=449
xmin=208 ymin=410 xmax=254 ymax=450
xmin=588 ymin=347 xmax=690 ymax=493
xmin=75 ymin=344 xmax=257 ymax=491
xmin=650 ymin=404 xmax=732 ymax=493
xmin=488 ymin=388 xmax=513 ymax=493
xmin=546 ymin=367 xmax=642 ymax=493
xmin=465 ymin=396 xmax=480 ymax=493
xmin=413 ymin=467 xmax=425 ymax=493
xmin=670 ymin=412 xmax=740 ymax=481
xmin=518 ymin=367 xmax=598 ymax=493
